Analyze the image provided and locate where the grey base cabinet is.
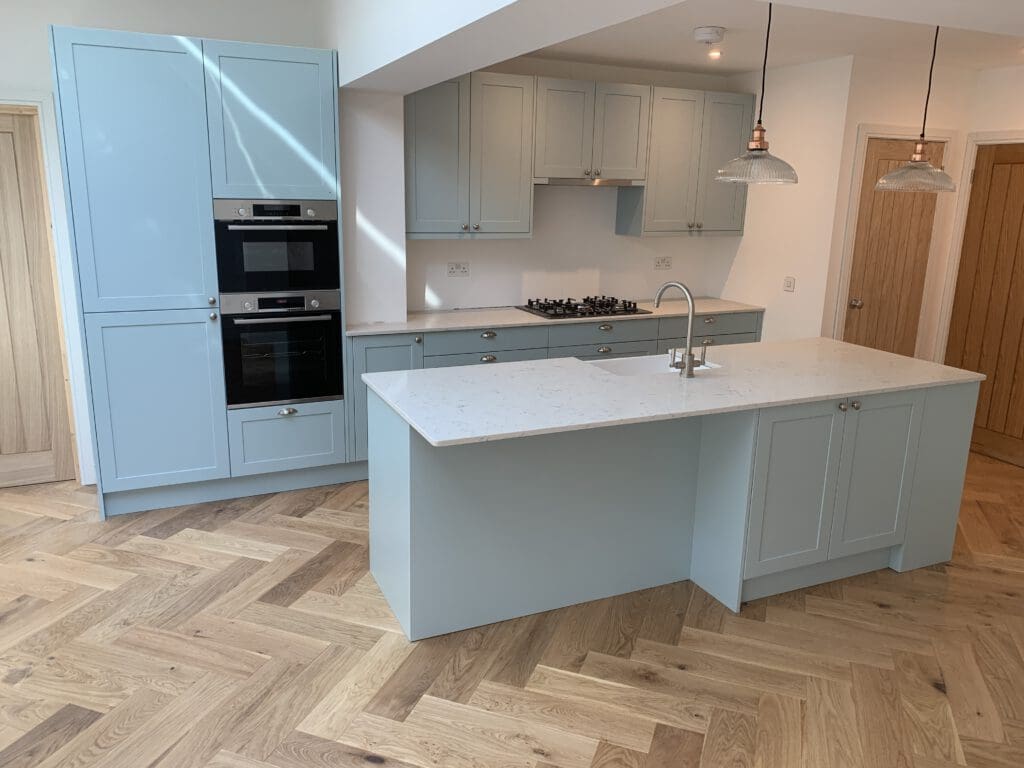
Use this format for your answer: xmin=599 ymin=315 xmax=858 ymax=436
xmin=744 ymin=390 xmax=924 ymax=578
xmin=228 ymin=400 xmax=346 ymax=476
xmin=84 ymin=310 xmax=230 ymax=492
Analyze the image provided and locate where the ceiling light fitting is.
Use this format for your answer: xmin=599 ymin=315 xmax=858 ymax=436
xmin=715 ymin=3 xmax=798 ymax=185
xmin=693 ymin=26 xmax=724 ymax=60
xmin=875 ymin=26 xmax=955 ymax=193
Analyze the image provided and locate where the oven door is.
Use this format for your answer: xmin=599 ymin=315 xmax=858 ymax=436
xmin=222 ymin=310 xmax=342 ymax=408
xmin=215 ymin=221 xmax=340 ymax=293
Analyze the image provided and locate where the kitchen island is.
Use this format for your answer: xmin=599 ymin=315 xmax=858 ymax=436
xmin=363 ymin=338 xmax=983 ymax=640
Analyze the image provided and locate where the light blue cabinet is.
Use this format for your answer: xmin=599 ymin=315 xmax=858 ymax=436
xmin=51 ymin=27 xmax=218 ymax=311
xmin=424 ymin=348 xmax=548 ymax=368
xmin=84 ymin=310 xmax=230 ymax=492
xmin=228 ymin=400 xmax=346 ymax=476
xmin=204 ymin=40 xmax=338 ymax=200
xmin=351 ymin=334 xmax=425 ymax=461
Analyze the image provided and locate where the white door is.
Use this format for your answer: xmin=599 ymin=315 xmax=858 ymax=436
xmin=695 ymin=91 xmax=753 ymax=232
xmin=534 ymin=77 xmax=594 ymax=179
xmin=829 ymin=390 xmax=924 ymax=558
xmin=592 ymin=83 xmax=651 ymax=181
xmin=405 ymin=75 xmax=471 ymax=234
xmin=643 ymin=88 xmax=703 ymax=233
xmin=745 ymin=400 xmax=845 ymax=577
xmin=470 ymin=72 xmax=535 ymax=234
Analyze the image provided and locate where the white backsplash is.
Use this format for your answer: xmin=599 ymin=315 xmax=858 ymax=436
xmin=406 ymin=185 xmax=742 ymax=311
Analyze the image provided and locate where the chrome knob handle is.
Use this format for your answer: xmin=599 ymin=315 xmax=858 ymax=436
xmin=472 ymin=224 xmax=480 ymax=231
xmin=703 ymin=316 xmax=716 ymax=325
xmin=461 ymin=224 xmax=469 ymax=231
xmin=480 ymin=330 xmax=497 ymax=339
xmin=208 ymin=297 xmax=217 ymax=306
xmin=597 ymin=346 xmax=612 ymax=354
xmin=851 ymin=400 xmax=861 ymax=411
xmin=838 ymin=401 xmax=848 ymax=412
xmin=414 ymin=335 xmax=423 ymax=344
xmin=209 ymin=313 xmax=218 ymax=321
xmin=702 ymin=338 xmax=714 ymax=345
xmin=584 ymin=169 xmax=592 ymax=176
xmin=594 ymin=169 xmax=601 ymax=176
xmin=277 ymin=407 xmax=298 ymax=416
xmin=849 ymin=298 xmax=864 ymax=309
xmin=687 ymin=222 xmax=694 ymax=229
xmin=696 ymin=222 xmax=703 ymax=229
xmin=598 ymin=323 xmax=613 ymax=331
xmin=480 ymin=354 xmax=497 ymax=363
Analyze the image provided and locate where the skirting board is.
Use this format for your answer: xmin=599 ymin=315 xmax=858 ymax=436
xmin=103 ymin=461 xmax=368 ymax=517
xmin=741 ymin=548 xmax=893 ymax=602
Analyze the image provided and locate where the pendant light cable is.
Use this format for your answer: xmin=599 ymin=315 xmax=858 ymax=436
xmin=757 ymin=2 xmax=772 ymax=126
xmin=920 ymin=26 xmax=939 ymax=140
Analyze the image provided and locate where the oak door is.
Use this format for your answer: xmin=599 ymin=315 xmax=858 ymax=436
xmin=0 ymin=107 xmax=75 ymax=487
xmin=946 ymin=143 xmax=1024 ymax=467
xmin=843 ymin=138 xmax=944 ymax=356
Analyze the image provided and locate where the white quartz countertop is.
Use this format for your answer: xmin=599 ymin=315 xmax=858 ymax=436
xmin=346 ymin=297 xmax=762 ymax=336
xmin=362 ymin=337 xmax=984 ymax=447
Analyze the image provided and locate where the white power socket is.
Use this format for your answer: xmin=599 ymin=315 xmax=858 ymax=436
xmin=654 ymin=256 xmax=673 ymax=271
xmin=447 ymin=261 xmax=470 ymax=278
xmin=783 ymin=276 xmax=796 ymax=292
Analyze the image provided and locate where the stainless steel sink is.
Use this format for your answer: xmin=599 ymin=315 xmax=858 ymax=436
xmin=588 ymin=354 xmax=720 ymax=376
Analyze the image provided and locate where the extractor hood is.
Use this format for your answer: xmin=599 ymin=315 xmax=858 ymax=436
xmin=534 ymin=177 xmax=641 ymax=187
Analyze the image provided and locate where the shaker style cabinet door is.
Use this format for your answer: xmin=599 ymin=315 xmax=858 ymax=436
xmin=828 ymin=390 xmax=924 ymax=558
xmin=745 ymin=400 xmax=845 ymax=578
xmin=643 ymin=88 xmax=704 ymax=233
xmin=469 ymin=72 xmax=535 ymax=234
xmin=533 ymin=78 xmax=595 ymax=179
xmin=204 ymin=40 xmax=337 ymax=200
xmin=695 ymin=91 xmax=753 ymax=233
xmin=592 ymin=83 xmax=651 ymax=181
xmin=405 ymin=75 xmax=471 ymax=234
xmin=84 ymin=310 xmax=230 ymax=492
xmin=51 ymin=27 xmax=218 ymax=312
xmin=351 ymin=334 xmax=424 ymax=461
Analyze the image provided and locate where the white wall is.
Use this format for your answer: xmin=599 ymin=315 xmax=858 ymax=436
xmin=718 ymin=56 xmax=854 ymax=342
xmin=968 ymin=65 xmax=1024 ymax=131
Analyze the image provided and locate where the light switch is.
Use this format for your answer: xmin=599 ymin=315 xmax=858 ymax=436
xmin=783 ymin=276 xmax=796 ymax=292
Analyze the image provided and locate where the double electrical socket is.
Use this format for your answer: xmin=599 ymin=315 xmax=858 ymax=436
xmin=447 ymin=261 xmax=470 ymax=277
xmin=654 ymin=256 xmax=673 ymax=271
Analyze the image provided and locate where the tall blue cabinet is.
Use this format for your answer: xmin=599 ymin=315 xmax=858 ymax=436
xmin=51 ymin=26 xmax=350 ymax=516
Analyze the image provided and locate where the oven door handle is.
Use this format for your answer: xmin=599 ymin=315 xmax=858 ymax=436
xmin=226 ymin=224 xmax=329 ymax=231
xmin=232 ymin=314 xmax=334 ymax=325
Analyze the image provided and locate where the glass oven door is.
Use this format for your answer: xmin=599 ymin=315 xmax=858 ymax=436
xmin=222 ymin=310 xmax=342 ymax=407
xmin=215 ymin=222 xmax=340 ymax=293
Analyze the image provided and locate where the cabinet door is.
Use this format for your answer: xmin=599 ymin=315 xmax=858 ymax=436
xmin=695 ymin=92 xmax=753 ymax=233
xmin=745 ymin=400 xmax=844 ymax=578
xmin=85 ymin=310 xmax=230 ymax=492
xmin=592 ymin=83 xmax=651 ymax=181
xmin=829 ymin=391 xmax=924 ymax=558
xmin=228 ymin=400 xmax=345 ymax=476
xmin=643 ymin=88 xmax=703 ymax=233
xmin=405 ymin=76 xmax=471 ymax=233
xmin=351 ymin=334 xmax=424 ymax=461
xmin=470 ymin=72 xmax=535 ymax=234
xmin=204 ymin=41 xmax=337 ymax=200
xmin=51 ymin=27 xmax=217 ymax=312
xmin=534 ymin=78 xmax=595 ymax=179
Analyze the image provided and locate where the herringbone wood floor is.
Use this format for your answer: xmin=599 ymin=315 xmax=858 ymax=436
xmin=1 ymin=453 xmax=1023 ymax=767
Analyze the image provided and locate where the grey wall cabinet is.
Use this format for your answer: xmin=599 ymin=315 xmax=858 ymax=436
xmin=204 ymin=40 xmax=338 ymax=200
xmin=406 ymin=72 xmax=535 ymax=236
xmin=351 ymin=334 xmax=425 ymax=461
xmin=534 ymin=79 xmax=650 ymax=181
xmin=745 ymin=390 xmax=925 ymax=578
xmin=616 ymin=89 xmax=753 ymax=237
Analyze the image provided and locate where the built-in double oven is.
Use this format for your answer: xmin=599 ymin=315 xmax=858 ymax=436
xmin=214 ymin=200 xmax=343 ymax=409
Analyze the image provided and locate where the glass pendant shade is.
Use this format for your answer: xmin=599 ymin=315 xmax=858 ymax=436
xmin=717 ymin=148 xmax=798 ymax=184
xmin=875 ymin=142 xmax=955 ymax=192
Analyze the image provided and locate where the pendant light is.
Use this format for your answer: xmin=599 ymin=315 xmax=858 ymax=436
xmin=716 ymin=2 xmax=798 ymax=185
xmin=875 ymin=27 xmax=955 ymax=193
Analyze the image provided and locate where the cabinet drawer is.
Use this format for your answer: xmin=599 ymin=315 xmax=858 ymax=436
xmin=424 ymin=347 xmax=548 ymax=368
xmin=657 ymin=332 xmax=757 ymax=354
xmin=423 ymin=326 xmax=548 ymax=356
xmin=549 ymin=340 xmax=658 ymax=360
xmin=228 ymin=400 xmax=346 ymax=476
xmin=547 ymin=318 xmax=659 ymax=347
xmin=659 ymin=312 xmax=759 ymax=339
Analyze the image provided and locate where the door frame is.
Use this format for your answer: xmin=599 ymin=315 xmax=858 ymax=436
xmin=0 ymin=90 xmax=94 ymax=484
xmin=828 ymin=123 xmax=957 ymax=358
xmin=935 ymin=130 xmax=1024 ymax=363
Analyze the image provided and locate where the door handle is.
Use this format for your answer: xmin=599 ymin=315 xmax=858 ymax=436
xmin=849 ymin=298 xmax=864 ymax=309
xmin=598 ymin=323 xmax=613 ymax=331
xmin=480 ymin=354 xmax=497 ymax=363
xmin=277 ymin=407 xmax=298 ymax=416
xmin=838 ymin=401 xmax=848 ymax=412
xmin=226 ymin=224 xmax=329 ymax=231
xmin=597 ymin=346 xmax=612 ymax=354
xmin=480 ymin=330 xmax=497 ymax=339
xmin=851 ymin=400 xmax=861 ymax=411
xmin=232 ymin=314 xmax=333 ymax=325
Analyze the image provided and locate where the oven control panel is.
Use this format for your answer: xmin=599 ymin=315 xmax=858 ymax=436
xmin=219 ymin=290 xmax=340 ymax=314
xmin=213 ymin=199 xmax=337 ymax=222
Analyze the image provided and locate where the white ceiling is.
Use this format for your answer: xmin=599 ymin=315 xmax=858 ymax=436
xmin=528 ymin=0 xmax=1024 ymax=75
